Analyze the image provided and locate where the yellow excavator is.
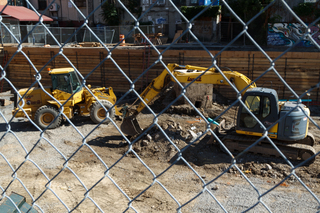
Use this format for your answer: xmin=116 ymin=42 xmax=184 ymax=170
xmin=12 ymin=67 xmax=122 ymax=129
xmin=121 ymin=64 xmax=316 ymax=162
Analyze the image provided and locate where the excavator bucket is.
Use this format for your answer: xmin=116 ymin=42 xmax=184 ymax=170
xmin=120 ymin=116 xmax=143 ymax=136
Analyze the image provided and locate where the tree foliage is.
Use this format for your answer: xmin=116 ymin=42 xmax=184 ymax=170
xmin=180 ymin=5 xmax=221 ymax=20
xmin=224 ymin=0 xmax=273 ymax=45
xmin=100 ymin=2 xmax=120 ymax=26
xmin=293 ymin=3 xmax=316 ymax=17
xmin=100 ymin=0 xmax=141 ymax=26
xmin=225 ymin=0 xmax=272 ymax=22
xmin=125 ymin=1 xmax=142 ymax=17
xmin=293 ymin=2 xmax=320 ymax=22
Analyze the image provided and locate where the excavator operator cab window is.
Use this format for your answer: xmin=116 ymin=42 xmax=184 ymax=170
xmin=240 ymin=95 xmax=271 ymax=129
xmin=262 ymin=97 xmax=271 ymax=118
xmin=240 ymin=95 xmax=260 ymax=128
xmin=242 ymin=95 xmax=260 ymax=115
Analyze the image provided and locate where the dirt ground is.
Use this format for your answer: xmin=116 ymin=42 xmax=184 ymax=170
xmin=1 ymin=90 xmax=320 ymax=212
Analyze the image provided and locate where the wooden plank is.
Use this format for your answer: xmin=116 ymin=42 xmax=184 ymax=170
xmin=4 ymin=46 xmax=320 ymax=101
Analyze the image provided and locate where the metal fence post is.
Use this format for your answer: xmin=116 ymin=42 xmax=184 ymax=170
xmin=74 ymin=28 xmax=77 ymax=43
xmin=60 ymin=27 xmax=62 ymax=43
xmin=44 ymin=26 xmax=47 ymax=45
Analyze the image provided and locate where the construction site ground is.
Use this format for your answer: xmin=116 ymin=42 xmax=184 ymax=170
xmin=1 ymin=90 xmax=320 ymax=212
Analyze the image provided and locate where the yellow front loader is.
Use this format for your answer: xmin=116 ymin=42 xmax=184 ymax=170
xmin=12 ymin=68 xmax=122 ymax=129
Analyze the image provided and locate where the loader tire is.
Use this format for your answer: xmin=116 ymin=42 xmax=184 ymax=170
xmin=90 ymin=100 xmax=115 ymax=124
xmin=34 ymin=105 xmax=62 ymax=129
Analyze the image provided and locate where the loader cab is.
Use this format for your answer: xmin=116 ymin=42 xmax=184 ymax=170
xmin=49 ymin=68 xmax=82 ymax=94
xmin=236 ymin=87 xmax=279 ymax=137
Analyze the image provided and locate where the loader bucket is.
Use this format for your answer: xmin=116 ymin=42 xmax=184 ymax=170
xmin=120 ymin=116 xmax=143 ymax=136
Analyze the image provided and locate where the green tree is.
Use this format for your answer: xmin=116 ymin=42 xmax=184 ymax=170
xmin=100 ymin=1 xmax=120 ymax=26
xmin=100 ymin=0 xmax=141 ymax=26
xmin=293 ymin=2 xmax=320 ymax=23
xmin=224 ymin=0 xmax=273 ymax=45
xmin=180 ymin=5 xmax=221 ymax=20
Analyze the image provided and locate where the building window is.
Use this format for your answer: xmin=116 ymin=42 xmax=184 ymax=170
xmin=38 ymin=0 xmax=47 ymax=10
xmin=173 ymin=0 xmax=186 ymax=6
xmin=190 ymin=0 xmax=198 ymax=5
xmin=151 ymin=0 xmax=165 ymax=5
xmin=8 ymin=0 xmax=26 ymax=6
xmin=74 ymin=0 xmax=86 ymax=7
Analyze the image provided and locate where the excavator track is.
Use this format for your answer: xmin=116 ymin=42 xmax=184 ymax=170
xmin=220 ymin=134 xmax=316 ymax=164
xmin=296 ymin=132 xmax=315 ymax=146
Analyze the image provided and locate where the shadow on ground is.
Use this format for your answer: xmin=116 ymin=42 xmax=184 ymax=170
xmin=87 ymin=136 xmax=125 ymax=148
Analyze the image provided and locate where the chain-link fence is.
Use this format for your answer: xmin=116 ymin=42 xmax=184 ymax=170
xmin=0 ymin=22 xmax=209 ymax=45
xmin=1 ymin=0 xmax=320 ymax=212
xmin=0 ymin=22 xmax=241 ymax=45
xmin=0 ymin=24 xmax=117 ymax=44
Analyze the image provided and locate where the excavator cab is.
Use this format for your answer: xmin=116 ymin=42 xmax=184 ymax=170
xmin=236 ymin=87 xmax=279 ymax=137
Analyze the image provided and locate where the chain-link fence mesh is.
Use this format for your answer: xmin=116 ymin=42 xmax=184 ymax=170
xmin=1 ymin=0 xmax=320 ymax=212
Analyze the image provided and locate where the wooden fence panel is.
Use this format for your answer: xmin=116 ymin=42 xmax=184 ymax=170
xmin=2 ymin=46 xmax=320 ymax=102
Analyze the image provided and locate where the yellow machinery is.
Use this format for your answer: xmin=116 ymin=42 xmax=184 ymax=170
xmin=12 ymin=67 xmax=121 ymax=129
xmin=121 ymin=63 xmax=256 ymax=136
xmin=121 ymin=64 xmax=316 ymax=162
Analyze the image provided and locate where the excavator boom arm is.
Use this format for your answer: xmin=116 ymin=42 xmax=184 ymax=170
xmin=134 ymin=64 xmax=256 ymax=115
xmin=121 ymin=64 xmax=256 ymax=136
